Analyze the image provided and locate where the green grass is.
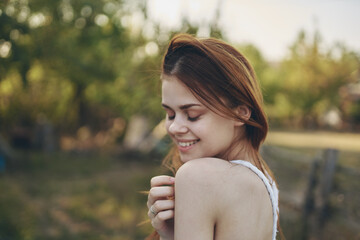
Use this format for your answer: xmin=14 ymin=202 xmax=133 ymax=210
xmin=0 ymin=138 xmax=359 ymax=239
xmin=262 ymin=143 xmax=360 ymax=240
xmin=0 ymin=151 xmax=166 ymax=240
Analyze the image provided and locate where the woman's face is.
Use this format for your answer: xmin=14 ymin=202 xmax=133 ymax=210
xmin=162 ymin=75 xmax=239 ymax=163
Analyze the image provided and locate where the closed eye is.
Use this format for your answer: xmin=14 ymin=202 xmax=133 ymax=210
xmin=167 ymin=114 xmax=175 ymax=120
xmin=188 ymin=116 xmax=200 ymax=122
xmin=162 ymin=105 xmax=175 ymax=121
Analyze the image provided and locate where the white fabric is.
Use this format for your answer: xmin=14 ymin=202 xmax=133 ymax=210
xmin=230 ymin=160 xmax=279 ymax=240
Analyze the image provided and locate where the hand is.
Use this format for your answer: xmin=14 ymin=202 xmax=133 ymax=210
xmin=147 ymin=175 xmax=175 ymax=240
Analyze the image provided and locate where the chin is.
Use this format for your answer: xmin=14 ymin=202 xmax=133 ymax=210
xmin=179 ymin=157 xmax=192 ymax=163
xmin=179 ymin=154 xmax=197 ymax=163
xmin=179 ymin=152 xmax=207 ymax=163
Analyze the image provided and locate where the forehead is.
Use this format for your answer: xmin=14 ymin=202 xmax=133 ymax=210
xmin=161 ymin=75 xmax=201 ymax=105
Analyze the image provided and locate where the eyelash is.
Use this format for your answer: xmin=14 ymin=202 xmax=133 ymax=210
xmin=167 ymin=114 xmax=200 ymax=122
xmin=188 ymin=116 xmax=200 ymax=122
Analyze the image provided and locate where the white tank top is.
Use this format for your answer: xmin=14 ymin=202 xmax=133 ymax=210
xmin=230 ymin=160 xmax=279 ymax=240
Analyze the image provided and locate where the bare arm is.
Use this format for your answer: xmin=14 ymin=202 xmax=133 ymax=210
xmin=174 ymin=159 xmax=218 ymax=240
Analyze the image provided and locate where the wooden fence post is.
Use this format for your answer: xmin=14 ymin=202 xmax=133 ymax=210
xmin=301 ymin=148 xmax=339 ymax=240
xmin=301 ymin=155 xmax=321 ymax=240
xmin=318 ymin=148 xmax=338 ymax=230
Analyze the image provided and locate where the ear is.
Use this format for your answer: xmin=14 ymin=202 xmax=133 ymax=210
xmin=234 ymin=105 xmax=251 ymax=127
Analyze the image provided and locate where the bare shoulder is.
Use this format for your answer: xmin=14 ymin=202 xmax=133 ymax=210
xmin=175 ymin=158 xmax=268 ymax=194
xmin=174 ymin=158 xmax=271 ymax=208
xmin=174 ymin=158 xmax=229 ymax=204
xmin=175 ymin=158 xmax=231 ymax=183
xmin=175 ymin=158 xmax=273 ymax=239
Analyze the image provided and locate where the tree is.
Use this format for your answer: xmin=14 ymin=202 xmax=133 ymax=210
xmin=270 ymin=30 xmax=360 ymax=128
xmin=0 ymin=0 xmax=137 ymax=131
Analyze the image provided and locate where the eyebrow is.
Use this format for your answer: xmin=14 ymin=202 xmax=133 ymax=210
xmin=161 ymin=103 xmax=202 ymax=110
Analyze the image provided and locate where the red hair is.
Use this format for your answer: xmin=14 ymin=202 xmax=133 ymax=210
xmin=162 ymin=34 xmax=272 ymax=175
xmin=147 ymin=33 xmax=280 ymax=239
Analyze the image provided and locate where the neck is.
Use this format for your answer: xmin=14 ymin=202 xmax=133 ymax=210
xmin=219 ymin=138 xmax=256 ymax=165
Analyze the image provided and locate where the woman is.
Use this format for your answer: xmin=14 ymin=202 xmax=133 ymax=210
xmin=146 ymin=34 xmax=280 ymax=240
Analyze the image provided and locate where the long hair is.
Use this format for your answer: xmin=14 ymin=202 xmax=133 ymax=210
xmin=162 ymin=33 xmax=272 ymax=176
xmin=147 ymin=33 xmax=282 ymax=239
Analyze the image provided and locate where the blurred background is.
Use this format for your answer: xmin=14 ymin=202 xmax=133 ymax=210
xmin=0 ymin=0 xmax=359 ymax=239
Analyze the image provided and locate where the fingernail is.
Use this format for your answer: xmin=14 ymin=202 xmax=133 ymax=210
xmin=170 ymin=177 xmax=175 ymax=183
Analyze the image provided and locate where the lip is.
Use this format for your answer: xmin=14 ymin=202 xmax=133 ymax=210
xmin=175 ymin=139 xmax=200 ymax=152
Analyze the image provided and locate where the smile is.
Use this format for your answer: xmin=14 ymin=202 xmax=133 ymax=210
xmin=178 ymin=140 xmax=200 ymax=147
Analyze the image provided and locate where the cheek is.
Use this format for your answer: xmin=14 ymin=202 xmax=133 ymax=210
xmin=209 ymin=120 xmax=235 ymax=141
xmin=189 ymin=122 xmax=209 ymax=137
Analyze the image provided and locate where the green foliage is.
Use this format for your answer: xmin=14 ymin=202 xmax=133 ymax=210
xmin=0 ymin=0 xmax=164 ymax=133
xmin=233 ymin=31 xmax=360 ymax=129
xmin=1 ymin=1 xmax=360 ymax=139
xmin=265 ymin=31 xmax=359 ymax=128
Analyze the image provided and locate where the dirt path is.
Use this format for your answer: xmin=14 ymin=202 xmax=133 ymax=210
xmin=266 ymin=131 xmax=360 ymax=152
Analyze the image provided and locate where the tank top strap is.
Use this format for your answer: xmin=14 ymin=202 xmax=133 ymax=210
xmin=230 ymin=160 xmax=279 ymax=240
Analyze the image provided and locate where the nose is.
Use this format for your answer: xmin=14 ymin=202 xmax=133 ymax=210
xmin=168 ymin=118 xmax=188 ymax=135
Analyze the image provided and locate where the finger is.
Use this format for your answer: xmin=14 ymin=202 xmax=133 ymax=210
xmin=150 ymin=175 xmax=175 ymax=187
xmin=151 ymin=210 xmax=174 ymax=229
xmin=147 ymin=186 xmax=174 ymax=207
xmin=154 ymin=199 xmax=175 ymax=212
xmin=147 ymin=199 xmax=175 ymax=218
xmin=148 ymin=205 xmax=158 ymax=218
